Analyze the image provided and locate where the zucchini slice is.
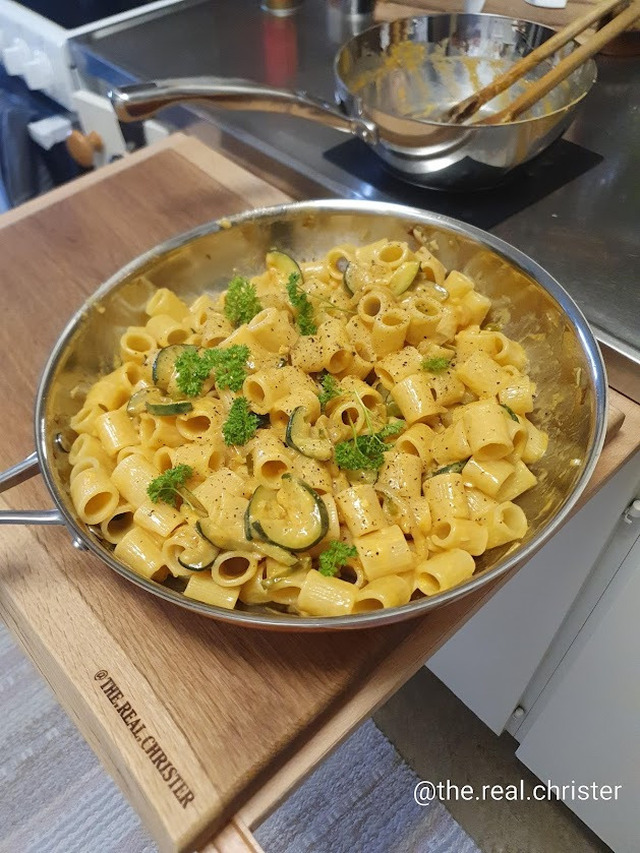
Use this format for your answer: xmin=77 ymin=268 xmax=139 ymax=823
xmin=247 ymin=475 xmax=328 ymax=551
xmin=198 ymin=518 xmax=298 ymax=566
xmin=265 ymin=250 xmax=302 ymax=280
xmin=388 ymin=260 xmax=420 ymax=296
xmin=343 ymin=262 xmax=358 ymax=296
xmin=346 ymin=468 xmax=379 ymax=486
xmin=152 ymin=344 xmax=196 ymax=393
xmin=373 ymin=383 xmax=402 ymax=419
xmin=285 ymin=406 xmax=332 ymax=461
xmin=177 ymin=527 xmax=219 ymax=571
xmin=178 ymin=487 xmax=208 ymax=517
xmin=127 ymin=387 xmax=193 ymax=417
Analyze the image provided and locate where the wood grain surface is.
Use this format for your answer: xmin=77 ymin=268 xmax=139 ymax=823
xmin=0 ymin=134 xmax=639 ymax=853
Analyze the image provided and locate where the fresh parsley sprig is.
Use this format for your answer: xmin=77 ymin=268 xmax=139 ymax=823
xmin=334 ymin=394 xmax=405 ymax=471
xmin=318 ymin=541 xmax=358 ymax=577
xmin=224 ymin=275 xmax=263 ymax=327
xmin=147 ymin=464 xmax=194 ymax=508
xmin=175 ymin=345 xmax=249 ymax=397
xmin=222 ymin=396 xmax=261 ymax=446
xmin=286 ymin=272 xmax=317 ymax=336
xmin=209 ymin=345 xmax=250 ymax=392
xmin=318 ymin=373 xmax=341 ymax=410
xmin=422 ymin=356 xmax=451 ymax=372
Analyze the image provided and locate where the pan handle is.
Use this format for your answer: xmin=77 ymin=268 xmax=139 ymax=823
xmin=0 ymin=451 xmax=64 ymax=525
xmin=109 ymin=77 xmax=378 ymax=145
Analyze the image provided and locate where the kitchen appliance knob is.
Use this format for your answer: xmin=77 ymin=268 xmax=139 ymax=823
xmin=2 ymin=38 xmax=31 ymax=75
xmin=24 ymin=52 xmax=53 ymax=91
xmin=66 ymin=130 xmax=104 ymax=169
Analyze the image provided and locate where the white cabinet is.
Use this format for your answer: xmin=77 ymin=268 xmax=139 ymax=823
xmin=428 ymin=451 xmax=640 ymax=734
xmin=515 ymin=525 xmax=640 ymax=853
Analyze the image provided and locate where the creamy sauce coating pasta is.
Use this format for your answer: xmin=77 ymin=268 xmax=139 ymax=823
xmin=67 ymin=239 xmax=547 ymax=616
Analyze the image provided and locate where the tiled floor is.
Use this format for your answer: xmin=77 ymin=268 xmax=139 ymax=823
xmin=374 ymin=666 xmax=613 ymax=853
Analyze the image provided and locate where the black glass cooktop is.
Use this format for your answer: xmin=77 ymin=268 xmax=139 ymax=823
xmin=19 ymin=0 xmax=161 ymax=30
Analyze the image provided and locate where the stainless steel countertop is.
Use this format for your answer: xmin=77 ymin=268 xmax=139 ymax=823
xmin=71 ymin=0 xmax=640 ymax=395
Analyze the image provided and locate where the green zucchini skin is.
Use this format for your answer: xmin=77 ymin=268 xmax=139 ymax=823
xmin=285 ymin=407 xmax=332 ymax=461
xmin=266 ymin=250 xmax=302 ymax=280
xmin=152 ymin=344 xmax=196 ymax=392
xmin=127 ymin=386 xmax=193 ymax=416
xmin=388 ymin=260 xmax=420 ymax=296
xmin=146 ymin=399 xmax=193 ymax=416
xmin=177 ymin=547 xmax=217 ymax=572
xmin=247 ymin=475 xmax=328 ymax=551
xmin=343 ymin=262 xmax=357 ymax=295
xmin=201 ymin=514 xmax=298 ymax=566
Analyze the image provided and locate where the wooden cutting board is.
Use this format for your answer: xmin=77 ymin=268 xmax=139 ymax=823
xmin=0 ymin=134 xmax=638 ymax=853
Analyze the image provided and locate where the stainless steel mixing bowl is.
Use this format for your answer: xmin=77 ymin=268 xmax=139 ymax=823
xmin=110 ymin=14 xmax=597 ymax=190
xmin=0 ymin=200 xmax=607 ymax=630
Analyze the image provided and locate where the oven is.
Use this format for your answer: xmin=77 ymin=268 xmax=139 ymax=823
xmin=0 ymin=0 xmax=184 ymax=207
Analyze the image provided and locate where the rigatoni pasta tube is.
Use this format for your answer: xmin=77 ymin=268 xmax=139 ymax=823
xmin=463 ymin=401 xmax=513 ymax=460
xmin=248 ymin=306 xmax=298 ymax=352
xmin=70 ymin=468 xmax=120 ymax=525
xmin=95 ymin=408 xmax=139 ymax=456
xmin=430 ymin=419 xmax=471 ymax=466
xmin=318 ymin=317 xmax=354 ymax=375
xmin=395 ymin=423 xmax=435 ymax=465
xmin=377 ymin=452 xmax=423 ymax=499
xmin=145 ymin=313 xmax=190 ymax=347
xmin=336 ymin=485 xmax=387 ymax=537
xmin=111 ymin=454 xmax=159 ymax=507
xmin=211 ymin=551 xmax=259 ymax=587
xmin=355 ymin=525 xmax=414 ymax=580
xmin=297 ymin=571 xmax=357 ymax=617
xmin=120 ymin=327 xmax=156 ymax=365
xmin=134 ymin=498 xmax=184 ymax=538
xmin=522 ymin=419 xmax=549 ymax=464
xmin=114 ymin=527 xmax=168 ymax=581
xmin=99 ymin=503 xmax=136 ymax=545
xmin=496 ymin=460 xmax=537 ymax=503
xmin=175 ymin=398 xmax=224 ymax=442
xmin=139 ymin=413 xmax=184 ymax=449
xmin=391 ymin=373 xmax=445 ymax=425
xmin=424 ymin=473 xmax=469 ymax=521
xmin=352 ymin=575 xmax=412 ymax=612
xmin=201 ymin=313 xmax=233 ymax=348
xmin=184 ymin=573 xmax=240 ymax=609
xmin=146 ymin=287 xmax=189 ymax=321
xmin=484 ymin=502 xmax=528 ymax=549
xmin=456 ymin=350 xmax=507 ymax=398
xmin=430 ymin=518 xmax=488 ymax=556
xmin=462 ymin=457 xmax=514 ymax=499
xmin=371 ymin=307 xmax=410 ymax=358
xmin=69 ymin=434 xmax=113 ymax=469
xmin=415 ymin=549 xmax=475 ymax=596
xmin=374 ymin=346 xmax=423 ymax=390
xmin=251 ymin=431 xmax=292 ymax=487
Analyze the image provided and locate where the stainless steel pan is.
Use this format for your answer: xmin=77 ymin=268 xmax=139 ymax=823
xmin=0 ymin=200 xmax=606 ymax=630
xmin=110 ymin=14 xmax=597 ymax=190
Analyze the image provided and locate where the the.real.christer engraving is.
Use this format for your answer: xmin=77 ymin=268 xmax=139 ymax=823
xmin=94 ymin=670 xmax=195 ymax=809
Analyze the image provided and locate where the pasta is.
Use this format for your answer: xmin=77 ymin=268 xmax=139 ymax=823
xmin=66 ymin=239 xmax=548 ymax=616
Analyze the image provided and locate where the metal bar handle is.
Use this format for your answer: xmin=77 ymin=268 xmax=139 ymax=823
xmin=109 ymin=77 xmax=379 ymax=145
xmin=0 ymin=452 xmax=64 ymax=525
